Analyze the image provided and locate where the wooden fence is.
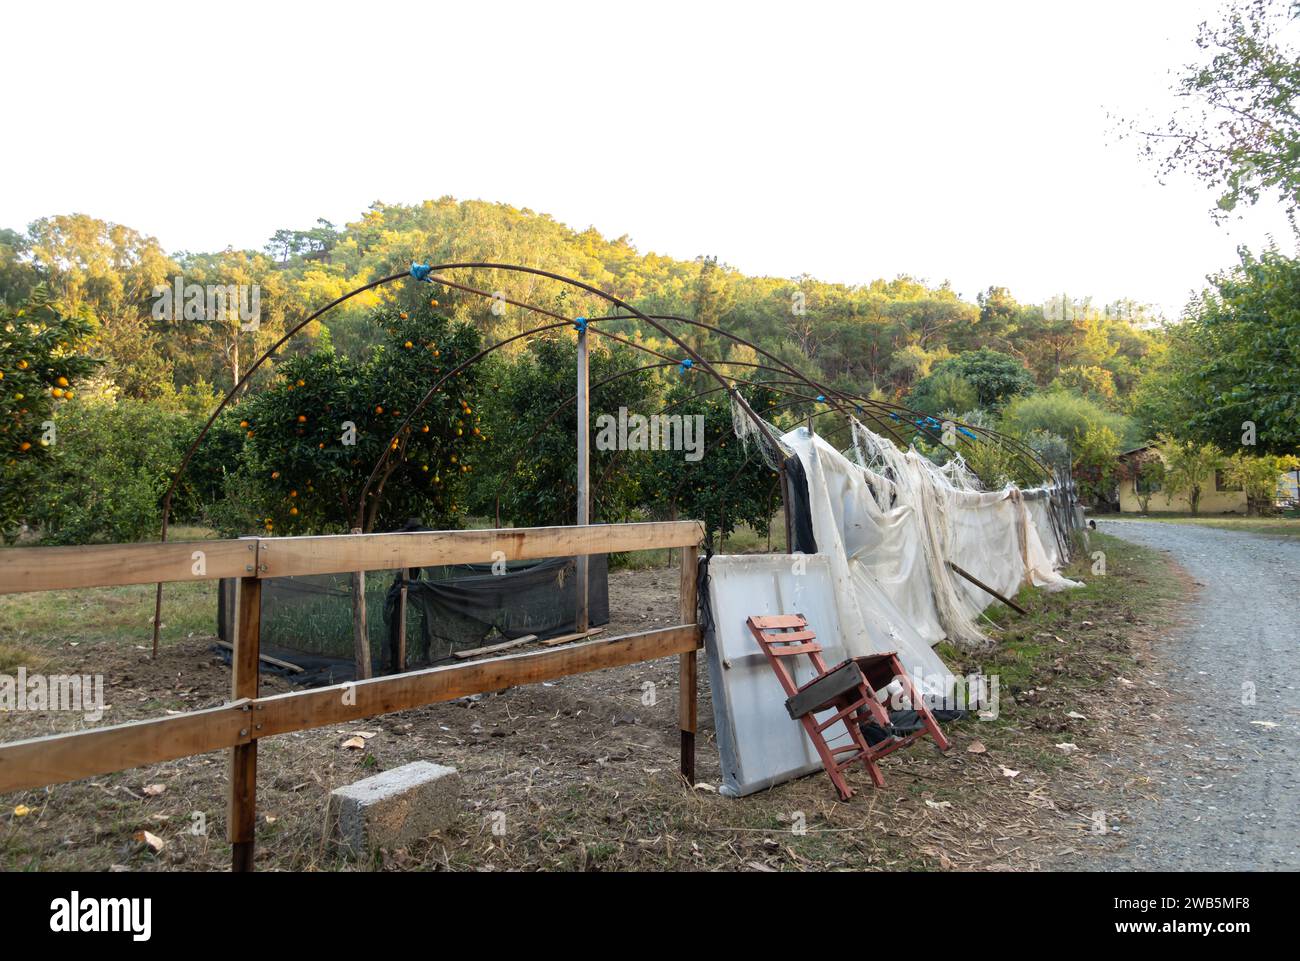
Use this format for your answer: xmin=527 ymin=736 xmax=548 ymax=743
xmin=0 ymin=521 xmax=704 ymax=871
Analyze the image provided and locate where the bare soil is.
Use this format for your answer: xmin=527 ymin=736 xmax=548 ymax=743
xmin=0 ymin=535 xmax=1188 ymax=871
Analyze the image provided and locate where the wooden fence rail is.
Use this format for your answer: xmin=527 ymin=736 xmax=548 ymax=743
xmin=0 ymin=521 xmax=704 ymax=871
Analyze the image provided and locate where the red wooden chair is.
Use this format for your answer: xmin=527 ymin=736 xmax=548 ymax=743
xmin=746 ymin=613 xmax=950 ymax=800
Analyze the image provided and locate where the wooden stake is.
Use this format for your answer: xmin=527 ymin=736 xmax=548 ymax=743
xmin=215 ymin=641 xmax=303 ymax=674
xmin=575 ymin=321 xmax=590 ymax=633
xmin=539 ymin=627 xmax=604 ymax=647
xmin=452 ymin=634 xmax=538 ymax=659
xmin=947 ymin=561 xmax=1029 ymax=615
xmin=229 ymin=575 xmax=261 ymax=872
xmin=397 ymin=568 xmax=409 ymax=673
xmin=350 ymin=527 xmax=372 ymax=680
xmin=678 ymin=544 xmax=699 ymax=785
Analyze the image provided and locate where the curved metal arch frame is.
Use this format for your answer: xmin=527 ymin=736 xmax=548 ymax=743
xmin=152 ymin=260 xmax=1065 ymax=651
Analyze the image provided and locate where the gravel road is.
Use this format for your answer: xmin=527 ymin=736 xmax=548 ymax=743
xmin=1088 ymin=519 xmax=1299 ymax=870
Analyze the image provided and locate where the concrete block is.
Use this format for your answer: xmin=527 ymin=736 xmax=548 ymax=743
xmin=328 ymin=761 xmax=461 ymax=855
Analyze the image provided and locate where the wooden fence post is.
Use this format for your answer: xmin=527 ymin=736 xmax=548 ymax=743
xmin=678 ymin=542 xmax=698 ymax=785
xmin=229 ymin=574 xmax=261 ymax=872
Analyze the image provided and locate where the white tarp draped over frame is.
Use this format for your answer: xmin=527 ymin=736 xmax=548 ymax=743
xmin=782 ymin=421 xmax=1080 ymax=654
xmin=703 ymin=416 xmax=1081 ymax=797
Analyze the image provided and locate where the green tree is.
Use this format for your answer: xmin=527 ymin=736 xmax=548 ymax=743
xmin=1073 ymin=424 xmax=1121 ymax=507
xmin=1140 ymin=248 xmax=1300 ymax=454
xmin=24 ymin=214 xmax=177 ymax=399
xmin=224 ymin=300 xmax=483 ymax=534
xmin=472 ymin=334 xmax=660 ymax=528
xmin=910 ymin=347 xmax=1035 ymax=411
xmin=32 ymin=397 xmax=198 ymax=544
xmin=1138 ymin=0 xmax=1300 ymax=231
xmin=644 ymin=378 xmax=783 ymax=545
xmin=0 ymin=288 xmax=100 ymax=540
xmin=907 ymin=370 xmax=978 ymax=417
xmin=1158 ymin=434 xmax=1224 ymax=515
xmin=1001 ymin=389 xmax=1135 ymax=450
xmin=1224 ymin=450 xmax=1300 ymax=515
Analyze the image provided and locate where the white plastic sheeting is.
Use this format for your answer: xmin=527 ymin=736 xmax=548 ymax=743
xmin=784 ymin=423 xmax=1080 ymax=651
xmin=703 ymin=420 xmax=1080 ymax=797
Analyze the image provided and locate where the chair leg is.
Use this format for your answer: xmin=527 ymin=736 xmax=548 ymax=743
xmin=800 ymin=715 xmax=854 ymax=801
xmin=845 ymin=707 xmax=887 ymax=788
xmin=892 ymin=655 xmax=951 ymax=752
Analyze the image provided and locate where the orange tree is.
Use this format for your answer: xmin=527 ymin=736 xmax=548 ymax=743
xmin=640 ymin=376 xmax=784 ymax=545
xmin=471 ymin=334 xmax=660 ymax=527
xmin=223 ymin=300 xmax=483 ymax=534
xmin=0 ymin=288 xmax=99 ymax=541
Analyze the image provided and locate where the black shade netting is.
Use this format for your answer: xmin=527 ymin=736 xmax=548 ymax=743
xmin=217 ymin=554 xmax=608 ymax=685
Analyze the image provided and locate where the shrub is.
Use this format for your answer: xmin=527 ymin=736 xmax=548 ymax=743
xmin=32 ymin=397 xmax=197 ymax=544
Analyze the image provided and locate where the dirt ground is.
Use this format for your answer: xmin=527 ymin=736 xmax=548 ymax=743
xmin=0 ymin=534 xmax=1187 ymax=871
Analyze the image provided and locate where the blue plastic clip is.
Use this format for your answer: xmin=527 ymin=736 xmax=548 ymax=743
xmin=573 ymin=317 xmax=588 ymax=333
xmin=410 ymin=263 xmax=433 ymax=282
xmin=816 ymin=394 xmax=826 ymax=403
xmin=679 ymin=358 xmax=694 ymax=373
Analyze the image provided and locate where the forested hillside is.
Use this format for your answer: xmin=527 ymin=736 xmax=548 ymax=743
xmin=0 ymin=201 xmax=1161 ymax=407
xmin=1 ymin=196 xmax=1294 ymax=544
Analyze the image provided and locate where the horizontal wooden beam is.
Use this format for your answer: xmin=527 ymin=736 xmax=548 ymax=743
xmin=0 ymin=522 xmax=705 ymax=596
xmin=0 ymin=625 xmax=700 ymax=794
xmin=254 ymin=624 xmax=701 ymax=737
xmin=257 ymin=521 xmax=704 ymax=578
xmin=0 ymin=539 xmax=257 ymax=595
xmin=0 ymin=700 xmax=252 ymax=794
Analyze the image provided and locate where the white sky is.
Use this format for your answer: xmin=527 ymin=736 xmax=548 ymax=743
xmin=3 ymin=0 xmax=1294 ymax=317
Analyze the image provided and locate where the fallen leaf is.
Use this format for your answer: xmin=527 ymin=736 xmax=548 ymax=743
xmin=349 ymin=731 xmax=377 ymax=739
xmin=1066 ymin=711 xmax=1087 ymax=721
xmin=693 ymin=782 xmax=717 ymax=793
xmin=747 ymin=861 xmax=777 ymax=872
xmin=341 ymin=736 xmax=367 ymax=750
xmin=924 ymin=799 xmax=952 ymax=810
xmin=134 ymin=830 xmax=165 ymax=852
xmin=1250 ymin=721 xmax=1279 ymax=730
xmin=264 ymin=815 xmax=278 ymax=824
xmin=922 ymin=846 xmax=955 ymax=870
xmin=1000 ymin=766 xmax=1020 ymax=778
xmin=142 ymin=783 xmax=167 ymax=797
xmin=966 ymin=741 xmax=987 ymax=754
xmin=1055 ymin=743 xmax=1079 ymax=754
xmin=13 ymin=804 xmax=32 ymax=817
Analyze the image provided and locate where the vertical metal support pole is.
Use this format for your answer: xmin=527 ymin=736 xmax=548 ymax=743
xmin=350 ymin=527 xmax=372 ymax=680
xmin=678 ymin=540 xmax=699 ymax=785
xmin=230 ymin=574 xmax=261 ymax=872
xmin=575 ymin=321 xmax=590 ymax=633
